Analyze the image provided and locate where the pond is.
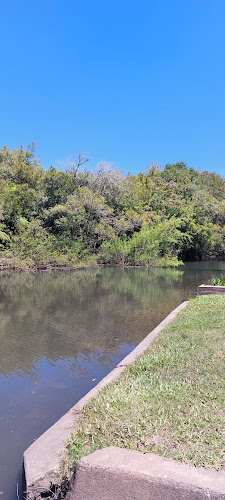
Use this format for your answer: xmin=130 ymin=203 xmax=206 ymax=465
xmin=0 ymin=262 xmax=225 ymax=499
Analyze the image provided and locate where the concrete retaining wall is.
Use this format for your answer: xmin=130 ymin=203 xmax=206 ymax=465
xmin=197 ymin=285 xmax=225 ymax=295
xmin=67 ymin=446 xmax=225 ymax=500
xmin=24 ymin=301 xmax=188 ymax=499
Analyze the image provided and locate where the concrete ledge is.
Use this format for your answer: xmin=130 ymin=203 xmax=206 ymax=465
xmin=24 ymin=301 xmax=189 ymax=499
xmin=67 ymin=446 xmax=225 ymax=500
xmin=197 ymin=285 xmax=225 ymax=295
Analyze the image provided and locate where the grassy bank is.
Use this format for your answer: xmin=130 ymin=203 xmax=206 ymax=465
xmin=66 ymin=295 xmax=225 ymax=474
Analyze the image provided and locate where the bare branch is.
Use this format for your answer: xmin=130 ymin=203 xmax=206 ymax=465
xmin=69 ymin=153 xmax=90 ymax=176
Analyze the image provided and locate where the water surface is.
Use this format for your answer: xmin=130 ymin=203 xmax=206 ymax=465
xmin=0 ymin=262 xmax=225 ymax=499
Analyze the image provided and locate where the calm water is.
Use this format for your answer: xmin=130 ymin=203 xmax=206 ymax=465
xmin=0 ymin=262 xmax=225 ymax=499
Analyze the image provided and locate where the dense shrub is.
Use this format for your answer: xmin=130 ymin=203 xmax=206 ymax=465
xmin=0 ymin=146 xmax=225 ymax=268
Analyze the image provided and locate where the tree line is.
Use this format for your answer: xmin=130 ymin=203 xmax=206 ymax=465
xmin=0 ymin=144 xmax=224 ymax=268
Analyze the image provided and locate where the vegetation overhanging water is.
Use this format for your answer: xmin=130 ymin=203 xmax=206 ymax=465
xmin=0 ymin=146 xmax=225 ymax=270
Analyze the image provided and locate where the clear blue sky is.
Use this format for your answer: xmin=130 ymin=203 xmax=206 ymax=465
xmin=1 ymin=0 xmax=225 ymax=176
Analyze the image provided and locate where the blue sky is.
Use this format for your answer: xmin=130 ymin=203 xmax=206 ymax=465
xmin=1 ymin=0 xmax=225 ymax=176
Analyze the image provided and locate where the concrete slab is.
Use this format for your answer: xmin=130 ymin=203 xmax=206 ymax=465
xmin=68 ymin=446 xmax=225 ymax=500
xmin=197 ymin=285 xmax=225 ymax=295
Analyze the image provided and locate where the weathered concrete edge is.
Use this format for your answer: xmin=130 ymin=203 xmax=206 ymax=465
xmin=68 ymin=446 xmax=225 ymax=500
xmin=198 ymin=285 xmax=225 ymax=295
xmin=24 ymin=300 xmax=189 ymax=497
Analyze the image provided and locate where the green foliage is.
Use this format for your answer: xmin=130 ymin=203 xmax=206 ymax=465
xmin=0 ymin=146 xmax=225 ymax=269
xmin=100 ymin=239 xmax=130 ymax=265
xmin=44 ymin=186 xmax=115 ymax=250
xmin=9 ymin=217 xmax=97 ymax=267
xmin=100 ymin=218 xmax=185 ymax=267
xmin=0 ymin=145 xmax=45 ymax=231
xmin=0 ymin=230 xmax=10 ymax=248
xmin=10 ymin=217 xmax=60 ymax=266
xmin=213 ymin=276 xmax=225 ymax=286
xmin=44 ymin=166 xmax=74 ymax=208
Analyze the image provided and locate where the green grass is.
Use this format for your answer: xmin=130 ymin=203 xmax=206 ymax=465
xmin=66 ymin=296 xmax=225 ymax=474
